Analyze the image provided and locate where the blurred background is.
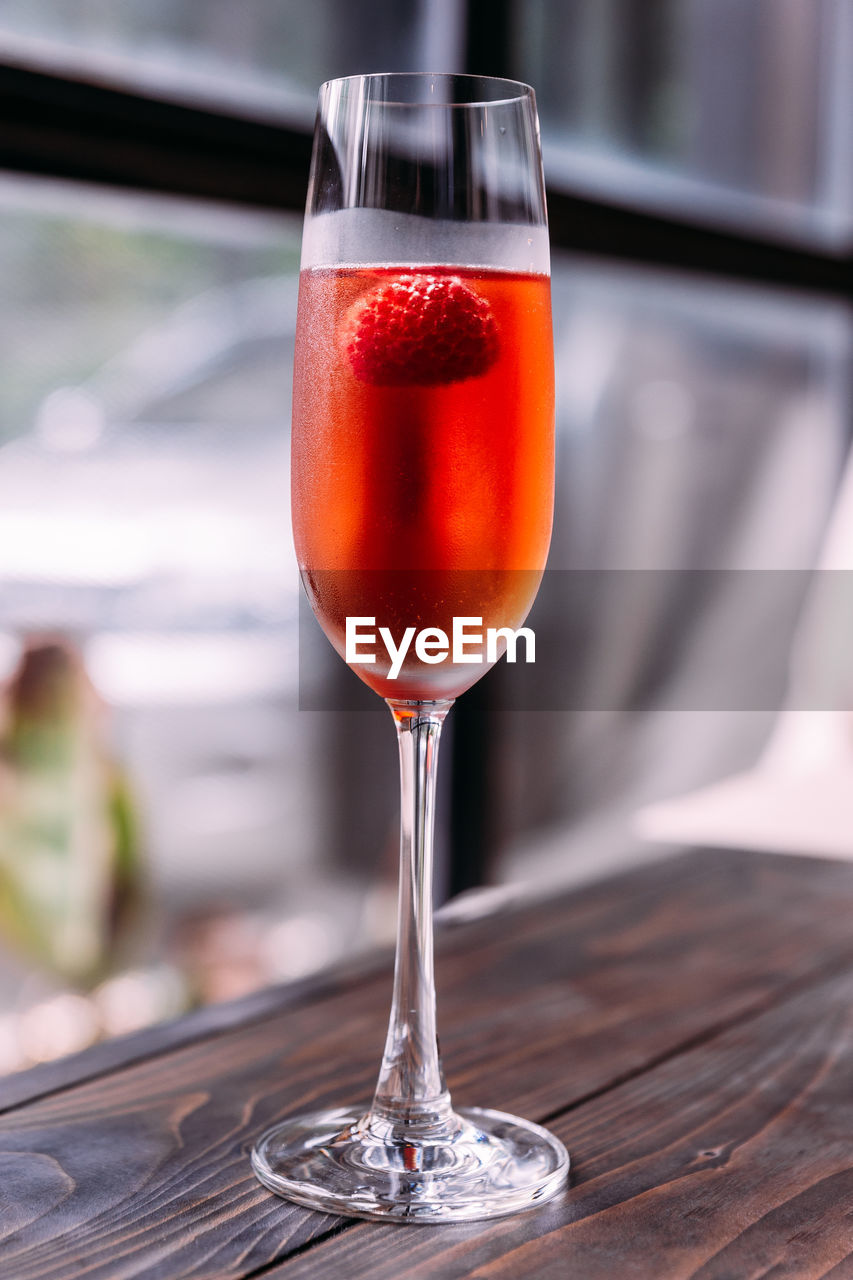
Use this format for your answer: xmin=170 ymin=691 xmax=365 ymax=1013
xmin=0 ymin=0 xmax=851 ymax=1073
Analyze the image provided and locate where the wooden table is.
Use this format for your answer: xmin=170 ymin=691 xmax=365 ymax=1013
xmin=4 ymin=847 xmax=853 ymax=1279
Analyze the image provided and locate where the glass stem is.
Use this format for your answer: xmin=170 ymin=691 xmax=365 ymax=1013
xmin=370 ymin=698 xmax=456 ymax=1138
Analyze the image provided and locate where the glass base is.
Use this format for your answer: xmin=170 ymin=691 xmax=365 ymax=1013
xmin=251 ymin=1106 xmax=569 ymax=1223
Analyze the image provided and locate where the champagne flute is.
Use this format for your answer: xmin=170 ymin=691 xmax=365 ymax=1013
xmin=252 ymin=72 xmax=568 ymax=1223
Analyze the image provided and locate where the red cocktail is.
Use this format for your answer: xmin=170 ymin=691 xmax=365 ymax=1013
xmin=252 ymin=71 xmax=568 ymax=1224
xmin=292 ymin=264 xmax=554 ymax=697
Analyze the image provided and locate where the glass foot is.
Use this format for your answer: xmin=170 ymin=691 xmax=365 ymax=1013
xmin=251 ymin=1106 xmax=569 ymax=1223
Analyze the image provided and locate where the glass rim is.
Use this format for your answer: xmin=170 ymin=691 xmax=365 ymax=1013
xmin=318 ymin=72 xmax=536 ymax=109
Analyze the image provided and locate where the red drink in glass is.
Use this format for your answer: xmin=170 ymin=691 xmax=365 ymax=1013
xmin=292 ymin=264 xmax=554 ymax=698
xmin=253 ymin=73 xmax=570 ymax=1226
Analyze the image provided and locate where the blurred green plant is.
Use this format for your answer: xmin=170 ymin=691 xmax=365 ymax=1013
xmin=0 ymin=639 xmax=143 ymax=985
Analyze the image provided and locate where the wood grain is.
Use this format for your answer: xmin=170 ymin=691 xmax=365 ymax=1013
xmin=0 ymin=948 xmax=393 ymax=1115
xmin=2 ymin=850 xmax=853 ymax=1279
xmin=274 ymin=968 xmax=853 ymax=1280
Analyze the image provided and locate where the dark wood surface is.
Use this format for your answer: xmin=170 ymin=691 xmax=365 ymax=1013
xmin=4 ymin=848 xmax=853 ymax=1279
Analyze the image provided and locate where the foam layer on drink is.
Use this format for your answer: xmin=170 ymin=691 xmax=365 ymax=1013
xmin=301 ymin=208 xmax=550 ymax=275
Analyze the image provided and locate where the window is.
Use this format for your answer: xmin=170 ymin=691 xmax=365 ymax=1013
xmin=517 ymin=0 xmax=853 ymax=244
xmin=0 ymin=1 xmax=850 ymax=1067
xmin=0 ymin=0 xmax=427 ymax=116
xmin=457 ymin=0 xmax=853 ymax=891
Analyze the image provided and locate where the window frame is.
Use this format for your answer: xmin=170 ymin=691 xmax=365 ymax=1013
xmin=0 ymin=15 xmax=851 ymax=298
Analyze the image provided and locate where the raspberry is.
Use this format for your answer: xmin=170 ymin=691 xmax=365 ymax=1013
xmin=345 ymin=274 xmax=499 ymax=387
